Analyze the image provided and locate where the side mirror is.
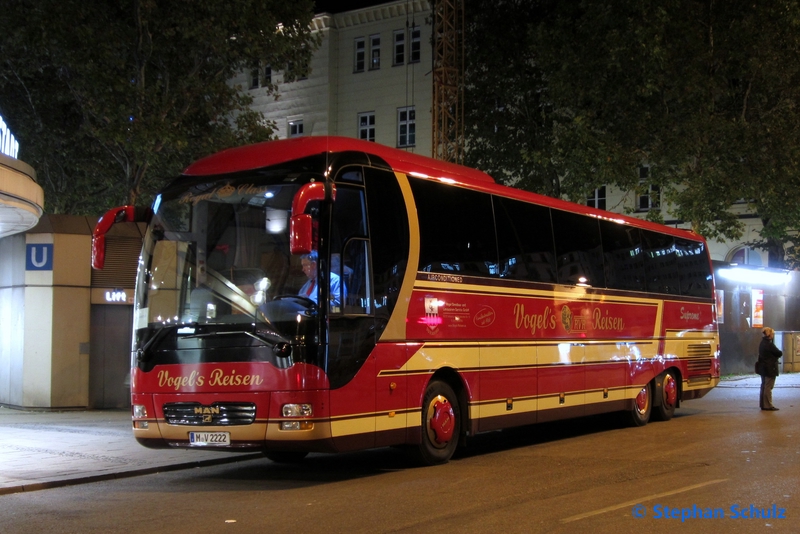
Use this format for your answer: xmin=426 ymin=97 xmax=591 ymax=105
xmin=289 ymin=182 xmax=336 ymax=255
xmin=92 ymin=205 xmax=139 ymax=270
xmin=290 ymin=213 xmax=314 ymax=255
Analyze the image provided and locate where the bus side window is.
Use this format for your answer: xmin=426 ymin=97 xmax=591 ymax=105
xmin=342 ymin=238 xmax=371 ymax=314
xmin=494 ymin=196 xmax=557 ymax=283
xmin=331 ymin=180 xmax=372 ymax=315
xmin=599 ymin=220 xmax=645 ymax=292
xmin=641 ymin=230 xmax=679 ymax=294
xmin=675 ymin=238 xmax=713 ymax=298
xmin=409 ymin=178 xmax=498 ymax=277
xmin=551 ymin=209 xmax=605 ymax=288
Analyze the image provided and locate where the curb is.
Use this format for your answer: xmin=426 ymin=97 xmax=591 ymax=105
xmin=0 ymin=452 xmax=263 ymax=497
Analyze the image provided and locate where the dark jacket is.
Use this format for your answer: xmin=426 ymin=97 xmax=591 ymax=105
xmin=758 ymin=337 xmax=782 ymax=378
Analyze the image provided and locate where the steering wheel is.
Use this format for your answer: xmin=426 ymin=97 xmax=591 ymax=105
xmin=271 ymin=294 xmax=317 ymax=308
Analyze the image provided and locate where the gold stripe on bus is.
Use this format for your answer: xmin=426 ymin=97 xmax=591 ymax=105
xmin=379 ymin=339 xmax=682 ymax=377
xmin=404 ymin=344 xmax=480 ymax=373
xmin=475 ymin=384 xmax=654 ymax=421
xmin=413 ymin=279 xmax=665 ymax=306
xmin=380 ymin=171 xmax=421 ymax=342
xmin=582 ymin=340 xmax=660 ymax=364
xmin=331 ymin=416 xmax=374 ymax=438
xmin=266 ymin=421 xmax=332 ymax=442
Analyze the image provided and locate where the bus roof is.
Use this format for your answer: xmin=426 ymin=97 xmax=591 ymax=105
xmin=183 ymin=136 xmax=496 ymax=185
xmin=183 ymin=136 xmax=706 ymax=243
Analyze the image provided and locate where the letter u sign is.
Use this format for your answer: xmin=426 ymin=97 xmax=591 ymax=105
xmin=26 ymin=244 xmax=54 ymax=271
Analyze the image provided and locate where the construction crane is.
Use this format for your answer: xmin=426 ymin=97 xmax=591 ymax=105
xmin=432 ymin=0 xmax=464 ymax=164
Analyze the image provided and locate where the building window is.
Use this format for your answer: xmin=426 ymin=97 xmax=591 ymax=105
xmin=370 ymin=34 xmax=381 ymax=70
xmin=249 ymin=67 xmax=260 ymax=89
xmin=393 ymin=30 xmax=405 ymax=65
xmin=264 ymin=65 xmax=272 ymax=86
xmin=358 ymin=112 xmax=376 ymax=142
xmin=288 ymin=120 xmax=304 ymax=138
xmin=409 ymin=26 xmax=421 ymax=63
xmin=354 ymin=37 xmax=365 ymax=73
xmin=397 ymin=107 xmax=415 ymax=147
xmin=637 ymin=166 xmax=660 ymax=211
xmin=728 ymin=246 xmax=763 ymax=266
xmin=587 ymin=186 xmax=606 ymax=210
xmin=286 ymin=59 xmax=308 ymax=82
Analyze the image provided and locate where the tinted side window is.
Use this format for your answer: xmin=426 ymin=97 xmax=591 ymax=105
xmin=675 ymin=238 xmax=713 ymax=298
xmin=409 ymin=178 xmax=498 ymax=277
xmin=494 ymin=196 xmax=557 ymax=283
xmin=364 ymin=168 xmax=410 ymax=314
xmin=641 ymin=230 xmax=679 ymax=294
xmin=599 ymin=220 xmax=645 ymax=291
xmin=551 ymin=210 xmax=605 ymax=287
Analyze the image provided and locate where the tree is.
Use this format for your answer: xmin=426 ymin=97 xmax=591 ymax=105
xmin=463 ymin=0 xmax=561 ymax=197
xmin=0 ymin=0 xmax=319 ymax=214
xmin=465 ymin=0 xmax=800 ymax=267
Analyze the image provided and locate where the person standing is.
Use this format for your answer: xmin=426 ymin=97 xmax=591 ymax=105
xmin=757 ymin=327 xmax=782 ymax=411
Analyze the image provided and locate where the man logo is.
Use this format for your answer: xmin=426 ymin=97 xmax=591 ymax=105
xmin=194 ymin=405 xmax=220 ymax=423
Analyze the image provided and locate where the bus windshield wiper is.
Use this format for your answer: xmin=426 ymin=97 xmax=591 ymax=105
xmin=136 ymin=325 xmax=175 ymax=363
xmin=176 ymin=323 xmax=290 ymax=347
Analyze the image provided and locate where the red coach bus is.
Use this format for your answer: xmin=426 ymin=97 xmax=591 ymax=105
xmin=92 ymin=136 xmax=720 ymax=465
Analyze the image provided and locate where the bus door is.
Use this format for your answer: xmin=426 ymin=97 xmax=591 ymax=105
xmin=327 ymin=174 xmax=377 ymax=450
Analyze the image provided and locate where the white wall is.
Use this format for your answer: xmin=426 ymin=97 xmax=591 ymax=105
xmin=0 ymin=234 xmax=26 ymax=405
xmin=0 ymin=227 xmax=91 ymax=408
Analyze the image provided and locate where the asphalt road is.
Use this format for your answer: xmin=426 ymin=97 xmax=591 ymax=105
xmin=1 ymin=379 xmax=797 ymax=534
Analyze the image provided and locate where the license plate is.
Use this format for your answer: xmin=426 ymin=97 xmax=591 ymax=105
xmin=189 ymin=431 xmax=230 ymax=446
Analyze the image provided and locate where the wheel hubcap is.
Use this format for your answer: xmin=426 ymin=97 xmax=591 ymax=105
xmin=663 ymin=374 xmax=677 ymax=408
xmin=428 ymin=396 xmax=455 ymax=445
xmin=635 ymin=387 xmax=649 ymax=414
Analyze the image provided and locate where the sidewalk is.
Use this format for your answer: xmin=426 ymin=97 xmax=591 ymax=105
xmin=1 ymin=373 xmax=798 ymax=497
xmin=0 ymin=408 xmax=261 ymax=496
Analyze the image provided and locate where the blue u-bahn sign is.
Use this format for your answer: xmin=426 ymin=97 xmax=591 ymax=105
xmin=26 ymin=244 xmax=53 ymax=271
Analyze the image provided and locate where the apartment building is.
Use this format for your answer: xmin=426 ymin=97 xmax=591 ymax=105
xmin=234 ymin=0 xmax=432 ymax=155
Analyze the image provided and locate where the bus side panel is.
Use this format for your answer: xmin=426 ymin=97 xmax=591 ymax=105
xmin=661 ymin=299 xmax=720 ymax=397
xmin=327 ymin=353 xmax=376 ymax=452
xmin=536 ymin=343 xmax=586 ymax=424
xmin=477 ymin=344 xmax=538 ymax=432
xmin=401 ymin=344 xmax=480 ymax=445
xmin=374 ymin=342 xmax=422 ymax=447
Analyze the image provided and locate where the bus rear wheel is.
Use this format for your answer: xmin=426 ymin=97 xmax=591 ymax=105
xmin=652 ymin=371 xmax=678 ymax=421
xmin=629 ymin=382 xmax=652 ymax=427
xmin=414 ymin=380 xmax=461 ymax=466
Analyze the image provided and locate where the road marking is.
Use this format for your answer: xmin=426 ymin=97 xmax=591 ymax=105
xmin=561 ymin=478 xmax=729 ymax=523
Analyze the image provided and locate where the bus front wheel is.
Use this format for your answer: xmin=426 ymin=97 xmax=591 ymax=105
xmin=629 ymin=382 xmax=652 ymax=427
xmin=415 ymin=380 xmax=461 ymax=466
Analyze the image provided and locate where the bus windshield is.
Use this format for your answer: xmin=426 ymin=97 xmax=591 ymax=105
xmin=133 ymin=173 xmax=323 ymax=369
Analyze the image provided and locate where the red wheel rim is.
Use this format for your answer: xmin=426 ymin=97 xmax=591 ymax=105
xmin=635 ymin=387 xmax=648 ymax=414
xmin=663 ymin=374 xmax=677 ymax=408
xmin=428 ymin=397 xmax=455 ymax=445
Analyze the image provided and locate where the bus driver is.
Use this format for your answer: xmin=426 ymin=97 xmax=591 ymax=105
xmin=299 ymin=251 xmax=344 ymax=308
